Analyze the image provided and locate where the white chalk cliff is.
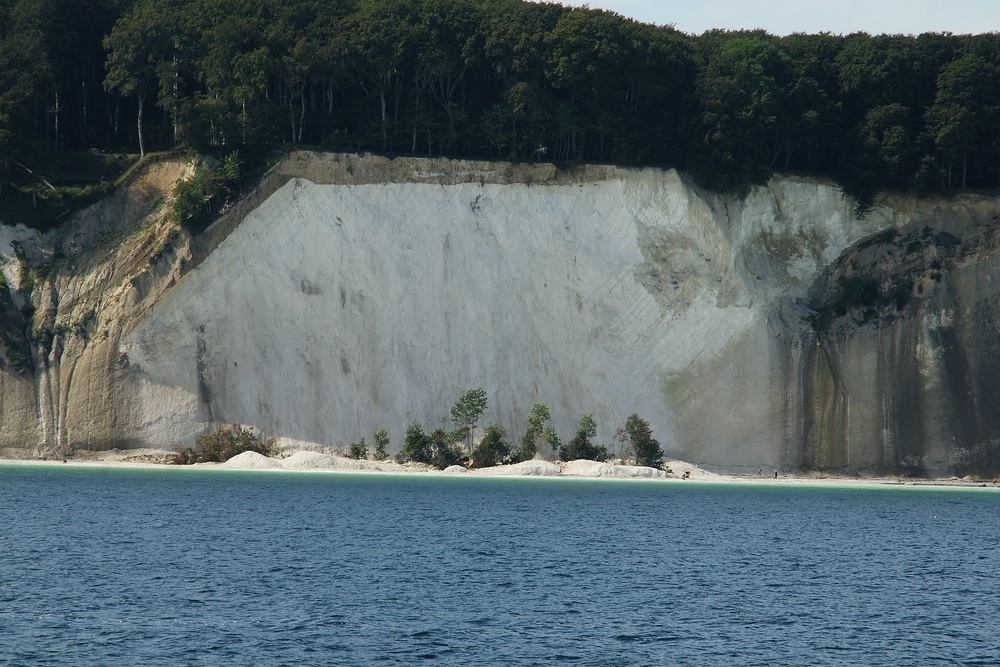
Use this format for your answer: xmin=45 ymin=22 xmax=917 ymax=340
xmin=2 ymin=152 xmax=998 ymax=474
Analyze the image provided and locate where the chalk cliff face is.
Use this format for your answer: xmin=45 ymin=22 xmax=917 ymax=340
xmin=1 ymin=152 xmax=998 ymax=474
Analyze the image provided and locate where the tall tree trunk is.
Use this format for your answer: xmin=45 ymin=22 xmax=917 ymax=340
xmin=411 ymin=92 xmax=420 ymax=153
xmin=137 ymin=92 xmax=145 ymax=157
xmin=393 ymin=73 xmax=405 ymax=141
xmin=380 ymin=89 xmax=388 ymax=151
xmin=53 ymin=91 xmax=60 ymax=150
xmin=298 ymin=81 xmax=306 ymax=144
xmin=80 ymin=77 xmax=87 ymax=147
xmin=172 ymin=54 xmax=179 ymax=146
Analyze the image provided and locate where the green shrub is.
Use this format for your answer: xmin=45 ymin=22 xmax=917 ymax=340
xmin=624 ymin=413 xmax=664 ymax=468
xmin=170 ymin=151 xmax=243 ymax=232
xmin=430 ymin=429 xmax=464 ymax=469
xmin=372 ymin=429 xmax=389 ymax=461
xmin=559 ymin=414 xmax=609 ymax=462
xmin=347 ymin=437 xmax=367 ymax=460
xmin=394 ymin=423 xmax=463 ymax=469
xmin=170 ymin=424 xmax=277 ymax=464
xmin=472 ymin=424 xmax=509 ymax=468
xmin=396 ymin=423 xmax=433 ymax=465
xmin=511 ymin=403 xmax=550 ymax=463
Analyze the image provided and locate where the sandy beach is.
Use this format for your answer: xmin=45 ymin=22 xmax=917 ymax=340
xmin=2 ymin=447 xmax=998 ymax=490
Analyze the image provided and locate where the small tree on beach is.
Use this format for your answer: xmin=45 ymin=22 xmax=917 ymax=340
xmin=396 ymin=424 xmax=463 ymax=469
xmin=451 ymin=388 xmax=488 ymax=453
xmin=510 ymin=403 xmax=550 ymax=463
xmin=430 ymin=429 xmax=464 ymax=469
xmin=623 ymin=413 xmax=663 ymax=468
xmin=559 ymin=414 xmax=608 ymax=462
xmin=396 ymin=423 xmax=433 ymax=465
xmin=373 ymin=429 xmax=389 ymax=461
xmin=543 ymin=428 xmax=562 ymax=460
xmin=472 ymin=424 xmax=510 ymax=468
xmin=347 ymin=437 xmax=368 ymax=460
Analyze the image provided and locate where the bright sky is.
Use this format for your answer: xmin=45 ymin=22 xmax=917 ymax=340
xmin=542 ymin=1 xmax=1000 ymax=36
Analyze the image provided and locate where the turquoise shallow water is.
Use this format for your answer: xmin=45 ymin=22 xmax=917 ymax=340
xmin=1 ymin=464 xmax=998 ymax=666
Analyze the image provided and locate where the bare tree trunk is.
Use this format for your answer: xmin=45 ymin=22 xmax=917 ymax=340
xmin=172 ymin=54 xmax=179 ymax=146
xmin=393 ymin=73 xmax=405 ymax=142
xmin=298 ymin=81 xmax=306 ymax=144
xmin=137 ymin=92 xmax=145 ymax=157
xmin=80 ymin=77 xmax=87 ymax=146
xmin=53 ymin=91 xmax=60 ymax=150
xmin=380 ymin=89 xmax=387 ymax=151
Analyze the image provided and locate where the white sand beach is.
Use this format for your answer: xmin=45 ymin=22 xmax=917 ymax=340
xmin=3 ymin=447 xmax=998 ymax=490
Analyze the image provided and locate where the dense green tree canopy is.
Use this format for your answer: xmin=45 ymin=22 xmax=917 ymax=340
xmin=2 ymin=0 xmax=1000 ymax=204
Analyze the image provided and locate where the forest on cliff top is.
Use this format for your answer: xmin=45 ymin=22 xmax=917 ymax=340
xmin=2 ymin=0 xmax=1000 ymax=217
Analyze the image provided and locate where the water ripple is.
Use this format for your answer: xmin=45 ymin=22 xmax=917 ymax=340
xmin=1 ymin=467 xmax=998 ymax=665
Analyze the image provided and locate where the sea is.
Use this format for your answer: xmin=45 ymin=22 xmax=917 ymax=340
xmin=1 ymin=464 xmax=998 ymax=667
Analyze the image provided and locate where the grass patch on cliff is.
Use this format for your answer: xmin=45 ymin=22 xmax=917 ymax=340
xmin=0 ymin=149 xmax=143 ymax=230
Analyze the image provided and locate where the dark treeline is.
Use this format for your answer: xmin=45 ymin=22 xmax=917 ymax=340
xmin=3 ymin=0 xmax=1000 ymax=205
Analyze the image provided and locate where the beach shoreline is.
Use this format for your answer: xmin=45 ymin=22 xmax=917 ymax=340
xmin=2 ymin=449 xmax=998 ymax=490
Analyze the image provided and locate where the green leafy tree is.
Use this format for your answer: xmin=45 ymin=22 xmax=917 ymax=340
xmin=396 ymin=422 xmax=433 ymax=464
xmin=472 ymin=424 xmax=509 ymax=468
xmin=348 ymin=0 xmax=424 ymax=151
xmin=691 ymin=30 xmax=792 ymax=193
xmin=418 ymin=0 xmax=483 ymax=148
xmin=623 ymin=413 xmax=663 ymax=468
xmin=926 ymin=53 xmax=998 ymax=189
xmin=373 ymin=428 xmax=389 ymax=461
xmin=859 ymin=103 xmax=917 ymax=188
xmin=545 ymin=7 xmax=628 ymax=161
xmin=103 ymin=0 xmax=171 ymax=156
xmin=543 ymin=428 xmax=562 ymax=460
xmin=481 ymin=0 xmax=564 ymax=159
xmin=613 ymin=21 xmax=694 ymax=165
xmin=450 ymin=387 xmax=487 ymax=454
xmin=429 ymin=428 xmax=464 ymax=469
xmin=510 ymin=403 xmax=550 ymax=463
xmin=777 ymin=33 xmax=843 ymax=173
xmin=559 ymin=414 xmax=608 ymax=462
xmin=170 ymin=152 xmax=243 ymax=230
xmin=347 ymin=437 xmax=367 ymax=460
xmin=0 ymin=11 xmax=50 ymax=166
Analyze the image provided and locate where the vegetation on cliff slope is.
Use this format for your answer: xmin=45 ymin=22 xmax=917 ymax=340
xmin=3 ymin=0 xmax=1000 ymax=225
xmin=809 ymin=224 xmax=966 ymax=337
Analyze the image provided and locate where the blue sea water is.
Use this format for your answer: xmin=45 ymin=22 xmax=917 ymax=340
xmin=1 ymin=465 xmax=998 ymax=666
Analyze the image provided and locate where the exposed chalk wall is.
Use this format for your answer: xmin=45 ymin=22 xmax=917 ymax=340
xmin=4 ymin=152 xmax=1000 ymax=474
xmin=121 ymin=159 xmax=887 ymax=463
